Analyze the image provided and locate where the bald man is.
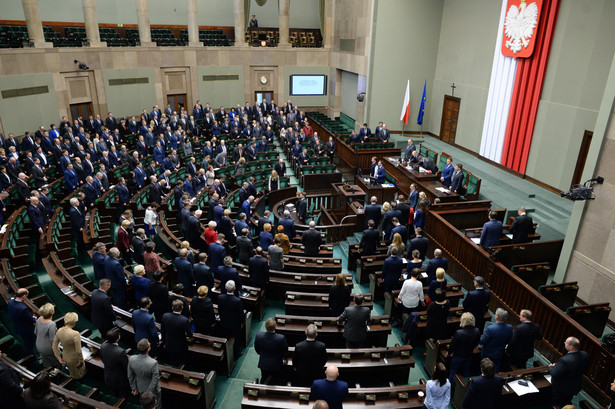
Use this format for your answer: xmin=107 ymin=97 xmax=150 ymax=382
xmin=549 ymin=336 xmax=589 ymax=407
xmin=310 ymin=365 xmax=348 ymax=409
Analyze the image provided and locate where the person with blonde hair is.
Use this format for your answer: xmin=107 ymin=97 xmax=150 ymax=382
xmin=190 ymin=286 xmax=215 ymax=335
xmin=52 ymin=312 xmax=86 ymax=379
xmin=131 ymin=265 xmax=150 ymax=303
xmin=117 ymin=219 xmax=132 ymax=264
xmin=179 ymin=240 xmax=195 ymax=263
xmin=268 ymin=169 xmax=279 ymax=191
xmin=204 ymin=221 xmax=218 ymax=246
xmin=35 ymin=303 xmax=60 ymax=368
xmin=259 ymin=223 xmax=273 ymax=251
xmin=388 ymin=232 xmax=406 ymax=256
xmin=428 ymin=267 xmax=448 ymax=300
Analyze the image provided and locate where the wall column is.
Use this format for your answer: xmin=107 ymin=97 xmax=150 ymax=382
xmin=187 ymin=0 xmax=202 ymax=47
xmin=21 ymin=0 xmax=52 ymax=48
xmin=81 ymin=0 xmax=106 ymax=47
xmin=136 ymin=0 xmax=155 ymax=47
xmin=323 ymin=0 xmax=334 ymax=49
xmin=234 ymin=0 xmax=247 ymax=47
xmin=278 ymin=0 xmax=290 ymax=47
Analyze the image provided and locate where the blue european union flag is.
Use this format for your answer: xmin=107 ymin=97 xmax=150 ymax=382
xmin=417 ymin=80 xmax=427 ymax=125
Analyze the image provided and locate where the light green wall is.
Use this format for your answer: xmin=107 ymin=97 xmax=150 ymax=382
xmin=285 ymin=66 xmax=329 ymax=107
xmin=366 ymin=0 xmax=444 ymax=131
xmin=250 ymin=0 xmax=279 ymax=28
xmin=290 ymin=0 xmax=320 ymax=29
xmin=341 ymin=70 xmax=358 ymax=120
xmin=0 ymin=73 xmax=58 ymax=135
xmin=197 ymin=66 xmax=244 ymax=108
xmin=102 ymin=68 xmax=156 ymax=118
xmin=525 ymin=0 xmax=615 ymax=191
xmin=428 ymin=0 xmax=501 ymax=151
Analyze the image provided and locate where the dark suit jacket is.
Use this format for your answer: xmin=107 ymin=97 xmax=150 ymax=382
xmin=0 ymin=360 xmax=23 ymax=407
xmin=248 ymin=255 xmax=270 ymax=288
xmin=549 ymin=350 xmax=589 ymax=397
xmin=408 ymin=236 xmax=429 ymax=260
xmin=339 ymin=305 xmax=371 ymax=343
xmin=92 ymin=250 xmax=106 ymax=280
xmin=100 ymin=342 xmax=130 ymax=391
xmin=329 ymin=285 xmax=351 ymax=317
xmin=506 ymin=321 xmax=542 ymax=364
xmin=382 ymin=255 xmax=404 ymax=292
xmin=450 ymin=326 xmax=481 ymax=358
xmin=463 ymin=375 xmax=503 ymax=409
xmin=150 ymin=281 xmax=170 ymax=321
xmin=301 ymin=228 xmax=322 ymax=257
xmin=364 ymin=204 xmax=381 ymax=227
xmin=451 ymin=170 xmax=465 ymax=193
xmin=174 ymin=257 xmax=196 ymax=297
xmin=236 ymin=236 xmax=253 ymax=264
xmin=463 ymin=288 xmax=491 ymax=328
xmin=480 ymin=322 xmax=512 ymax=359
xmin=480 ymin=219 xmax=503 ymax=250
xmin=310 ymin=379 xmax=348 ymax=409
xmin=132 ymin=308 xmax=158 ymax=346
xmin=131 ymin=236 xmax=145 ymax=265
xmin=425 ymin=257 xmax=448 ymax=282
xmin=509 ymin=214 xmax=533 ymax=243
xmin=194 ymin=262 xmax=214 ymax=290
xmin=294 ymin=339 xmax=327 ymax=385
xmin=7 ymin=299 xmax=35 ymax=336
xmin=161 ymin=312 xmax=192 ymax=355
xmin=91 ymin=289 xmax=116 ymax=335
xmin=216 ymin=265 xmax=242 ymax=293
xmin=208 ymin=242 xmax=226 ymax=273
xmin=390 ymin=224 xmax=407 ymax=243
xmin=190 ymin=297 xmax=215 ymax=334
xmin=254 ymin=331 xmax=288 ymax=372
xmin=296 ymin=198 xmax=307 ymax=222
xmin=218 ymin=293 xmax=244 ymax=331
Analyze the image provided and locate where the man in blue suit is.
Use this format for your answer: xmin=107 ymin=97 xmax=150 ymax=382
xmin=134 ymin=163 xmax=147 ymax=189
xmin=235 ymin=214 xmax=251 ymax=238
xmin=92 ymin=242 xmax=107 ymax=281
xmin=208 ymin=236 xmax=227 ymax=274
xmin=311 ymin=365 xmax=348 ymax=409
xmin=408 ymin=183 xmax=419 ymax=210
xmin=450 ymin=163 xmax=465 ymax=194
xmin=364 ymin=196 xmax=381 ymax=228
xmin=116 ymin=178 xmax=131 ymax=208
xmin=84 ymin=176 xmax=99 ymax=208
xmin=161 ymin=299 xmax=192 ymax=366
xmin=8 ymin=288 xmax=36 ymax=355
xmin=479 ymin=308 xmax=512 ymax=372
xmin=382 ymin=247 xmax=404 ymax=293
xmin=462 ymin=358 xmax=503 ymax=409
xmin=425 ymin=249 xmax=448 ymax=282
xmin=479 ymin=211 xmax=503 ymax=250
xmin=242 ymin=196 xmax=254 ymax=222
xmin=376 ymin=161 xmax=386 ymax=184
xmin=218 ymin=280 xmax=244 ymax=357
xmin=463 ymin=276 xmax=491 ymax=332
xmin=440 ymin=157 xmax=454 ymax=187
xmin=153 ymin=142 xmax=165 ymax=164
xmin=64 ymin=163 xmax=79 ymax=192
xmin=390 ymin=217 xmax=407 ymax=244
xmin=27 ymin=196 xmax=45 ymax=244
xmin=278 ymin=210 xmax=295 ymax=238
xmin=254 ymin=318 xmax=288 ymax=385
xmin=132 ymin=297 xmax=160 ymax=358
xmin=357 ymin=123 xmax=371 ymax=142
xmin=215 ymin=256 xmax=242 ymax=293
xmin=105 ymin=248 xmax=127 ymax=308
xmin=174 ymin=249 xmax=196 ymax=298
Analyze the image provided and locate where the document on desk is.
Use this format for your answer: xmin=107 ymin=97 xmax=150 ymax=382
xmin=435 ymin=187 xmax=451 ymax=194
xmin=381 ymin=183 xmax=395 ymax=188
xmin=506 ymin=234 xmax=513 ymax=239
xmin=470 ymin=238 xmax=481 ymax=245
xmin=543 ymin=375 xmax=552 ymax=384
xmin=507 ymin=380 xmax=539 ymax=396
xmin=82 ymin=347 xmax=93 ymax=361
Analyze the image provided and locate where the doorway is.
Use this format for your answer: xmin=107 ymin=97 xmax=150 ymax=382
xmin=570 ymin=130 xmax=593 ymax=187
xmin=70 ymin=102 xmax=93 ymax=122
xmin=255 ymin=91 xmax=274 ymax=105
xmin=439 ymin=95 xmax=460 ymax=144
xmin=167 ymin=94 xmax=187 ymax=113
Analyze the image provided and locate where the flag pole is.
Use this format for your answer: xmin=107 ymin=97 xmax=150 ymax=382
xmin=401 ymin=122 xmax=405 ymax=137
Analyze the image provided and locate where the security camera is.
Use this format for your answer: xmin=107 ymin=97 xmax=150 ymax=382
xmin=74 ymin=60 xmax=89 ymax=70
xmin=560 ymin=177 xmax=604 ymax=201
xmin=357 ymin=92 xmax=366 ymax=102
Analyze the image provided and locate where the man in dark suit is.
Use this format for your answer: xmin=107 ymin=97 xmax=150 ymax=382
xmin=274 ymin=158 xmax=286 ymax=177
xmin=462 ymin=358 xmax=503 ymax=409
xmin=294 ymin=324 xmax=328 ymax=387
xmin=382 ymin=247 xmax=404 ymax=293
xmin=174 ymin=248 xmax=196 ymax=298
xmin=360 ymin=220 xmax=380 ymax=256
xmin=463 ymin=276 xmax=491 ymax=332
xmin=101 ymin=328 xmax=131 ymax=397
xmin=218 ymin=280 xmax=245 ymax=357
xmin=408 ymin=227 xmax=428 ymax=260
xmin=248 ymin=247 xmax=270 ymax=289
xmin=311 ymin=365 xmax=348 ymax=409
xmin=479 ymin=308 xmax=512 ymax=372
xmin=104 ymin=248 xmax=128 ymax=308
xmin=254 ymin=318 xmax=288 ymax=385
xmin=208 ymin=235 xmax=227 ymax=274
xmin=91 ymin=279 xmax=117 ymax=337
xmin=161 ymin=299 xmax=192 ymax=366
xmin=278 ymin=210 xmax=295 ymax=239
xmin=506 ymin=309 xmax=542 ymax=369
xmin=69 ymin=197 xmax=85 ymax=254
xmin=7 ymin=288 xmax=36 ymax=355
xmin=216 ymin=256 xmax=243 ymax=293
xmin=194 ymin=253 xmax=214 ymax=290
xmin=403 ymin=139 xmax=417 ymax=162
xmin=92 ymin=242 xmax=107 ymax=281
xmin=480 ymin=211 xmax=503 ymax=250
xmin=296 ymin=192 xmax=307 ymax=223
xmin=132 ymin=297 xmax=159 ymax=358
xmin=148 ymin=178 xmax=163 ymax=204
xmin=382 ymin=202 xmax=401 ymax=240
xmin=425 ymin=249 xmax=448 ymax=282
xmin=549 ymin=336 xmax=589 ymax=407
xmin=236 ymin=228 xmax=253 ymax=265
xmin=338 ymin=294 xmax=371 ymax=348
xmin=509 ymin=206 xmax=533 ymax=244
xmin=150 ymin=271 xmax=170 ymax=322
xmin=302 ymin=221 xmax=322 ymax=257
xmin=390 ymin=217 xmax=407 ymax=244
xmin=450 ymin=163 xmax=465 ymax=194
xmin=364 ymin=196 xmax=381 ymax=228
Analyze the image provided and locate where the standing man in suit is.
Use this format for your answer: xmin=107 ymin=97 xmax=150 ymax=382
xmin=479 ymin=308 xmax=512 ymax=372
xmin=100 ymin=328 xmax=130 ymax=397
xmin=440 ymin=157 xmax=454 ymax=187
xmin=403 ymin=139 xmax=417 ymax=162
xmin=91 ymin=279 xmax=117 ymax=337
xmin=69 ymin=197 xmax=85 ymax=254
xmin=302 ymin=221 xmax=322 ymax=257
xmin=360 ymin=220 xmax=380 ymax=256
xmin=174 ymin=248 xmax=196 ymax=298
xmin=408 ymin=227 xmax=429 ymax=260
xmin=506 ymin=309 xmax=542 ymax=369
xmin=8 ymin=288 xmax=36 ymax=355
xmin=132 ymin=297 xmax=159 ymax=358
xmin=509 ymin=206 xmax=533 ymax=244
xmin=92 ymin=242 xmax=107 ymax=281
xmin=293 ymin=324 xmax=328 ymax=387
xmin=254 ymin=318 xmax=289 ymax=385
xmin=296 ymin=191 xmax=307 ymax=223
xmin=408 ymin=183 xmax=419 ymax=210
xmin=218 ymin=280 xmax=245 ymax=358
xmin=278 ymin=210 xmax=295 ymax=238
xmin=462 ymin=276 xmax=491 ymax=332
xmin=161 ymin=299 xmax=192 ymax=366
xmin=215 ymin=256 xmax=242 ymax=293
xmin=364 ymin=196 xmax=381 ymax=228
xmin=128 ymin=339 xmax=161 ymax=409
xmin=104 ymin=248 xmax=128 ymax=308
xmin=450 ymin=163 xmax=465 ymax=194
xmin=382 ymin=247 xmax=404 ymax=293
xmin=311 ymin=365 xmax=348 ymax=409
xmin=249 ymin=247 xmax=270 ymax=289
xmin=208 ymin=234 xmax=227 ymax=274
xmin=326 ymin=136 xmax=336 ymax=164
xmin=462 ymin=358 xmax=503 ymax=409
xmin=549 ymin=336 xmax=589 ymax=407
xmin=376 ymin=160 xmax=386 ymax=183
xmin=425 ymin=249 xmax=448 ymax=283
xmin=479 ymin=211 xmax=503 ymax=250
xmin=338 ymin=294 xmax=371 ymax=348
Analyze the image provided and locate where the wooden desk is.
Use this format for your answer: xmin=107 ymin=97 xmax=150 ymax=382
xmin=284 ymin=291 xmax=373 ymax=316
xmin=354 ymin=174 xmax=398 ymax=203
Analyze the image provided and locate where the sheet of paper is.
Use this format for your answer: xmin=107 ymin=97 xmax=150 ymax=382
xmin=471 ymin=238 xmax=481 ymax=245
xmin=507 ymin=380 xmax=539 ymax=396
xmin=82 ymin=347 xmax=92 ymax=361
xmin=421 ymin=272 xmax=428 ymax=278
xmin=506 ymin=234 xmax=513 ymax=239
xmin=543 ymin=375 xmax=551 ymax=384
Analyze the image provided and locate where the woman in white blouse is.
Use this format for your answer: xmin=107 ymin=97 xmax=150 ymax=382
xmin=398 ymin=268 xmax=425 ymax=313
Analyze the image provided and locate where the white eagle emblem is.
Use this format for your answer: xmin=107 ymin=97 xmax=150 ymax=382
xmin=504 ymin=0 xmax=539 ymax=54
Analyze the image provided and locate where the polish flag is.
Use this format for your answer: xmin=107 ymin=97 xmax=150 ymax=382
xmin=400 ymin=80 xmax=410 ymax=125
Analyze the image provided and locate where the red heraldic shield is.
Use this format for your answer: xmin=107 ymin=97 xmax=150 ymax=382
xmin=501 ymin=0 xmax=543 ymax=58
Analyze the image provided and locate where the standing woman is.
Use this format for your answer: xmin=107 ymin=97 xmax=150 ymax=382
xmin=144 ymin=203 xmax=159 ymax=237
xmin=388 ymin=232 xmax=406 ymax=257
xmin=413 ymin=202 xmax=426 ymax=230
xmin=424 ymin=362 xmax=451 ymax=409
xmin=274 ymin=225 xmax=291 ymax=254
xmin=52 ymin=312 xmax=86 ymax=379
xmin=206 ymin=165 xmax=215 ymax=187
xmin=328 ymin=273 xmax=351 ymax=317
xmin=425 ymin=289 xmax=451 ymax=341
xmin=34 ymin=303 xmax=60 ymax=368
xmin=268 ymin=170 xmax=279 ymax=191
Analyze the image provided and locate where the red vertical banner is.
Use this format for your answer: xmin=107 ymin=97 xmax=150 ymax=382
xmin=501 ymin=0 xmax=560 ymax=173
